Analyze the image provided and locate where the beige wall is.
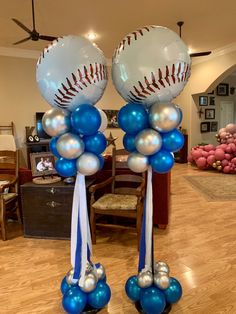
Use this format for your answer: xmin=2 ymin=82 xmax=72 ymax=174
xmin=0 ymin=57 xmax=125 ymax=166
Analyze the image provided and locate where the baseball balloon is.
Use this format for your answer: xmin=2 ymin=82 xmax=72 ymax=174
xmin=149 ymin=102 xmax=182 ymax=132
xmin=36 ymin=35 xmax=108 ymax=110
xmin=112 ymin=25 xmax=191 ymax=106
xmin=42 ymin=108 xmax=70 ymax=137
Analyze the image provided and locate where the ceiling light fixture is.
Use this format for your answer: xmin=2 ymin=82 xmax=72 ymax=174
xmin=87 ymin=32 xmax=97 ymax=41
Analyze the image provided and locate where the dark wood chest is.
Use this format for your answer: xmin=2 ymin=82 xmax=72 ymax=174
xmin=21 ymin=180 xmax=93 ymax=239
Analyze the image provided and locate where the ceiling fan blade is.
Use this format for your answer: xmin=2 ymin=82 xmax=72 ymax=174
xmin=12 ymin=18 xmax=32 ymax=34
xmin=190 ymin=51 xmax=212 ymax=57
xmin=13 ymin=36 xmax=31 ymax=45
xmin=31 ymin=0 xmax=36 ymax=30
xmin=39 ymin=35 xmax=57 ymax=41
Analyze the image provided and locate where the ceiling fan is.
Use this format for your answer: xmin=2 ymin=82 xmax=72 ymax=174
xmin=12 ymin=0 xmax=57 ymax=45
xmin=177 ymin=21 xmax=211 ymax=57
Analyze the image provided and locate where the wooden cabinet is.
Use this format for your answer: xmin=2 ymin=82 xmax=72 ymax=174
xmin=21 ymin=179 xmax=94 ymax=239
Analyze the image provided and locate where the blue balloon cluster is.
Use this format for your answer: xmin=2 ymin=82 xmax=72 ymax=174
xmin=48 ymin=104 xmax=106 ymax=177
xmin=125 ymin=275 xmax=182 ymax=314
xmin=118 ymin=102 xmax=184 ymax=174
xmin=61 ymin=277 xmax=111 ymax=314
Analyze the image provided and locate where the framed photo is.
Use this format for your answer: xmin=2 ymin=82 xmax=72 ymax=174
xmin=199 ymin=96 xmax=208 ymax=106
xmin=209 ymin=96 xmax=215 ymax=105
xmin=200 ymin=122 xmax=210 ymax=133
xmin=205 ymin=108 xmax=215 ymax=120
xmin=216 ymin=83 xmax=229 ymax=96
xmin=103 ymin=110 xmax=119 ymax=128
xmin=30 ymin=152 xmax=57 ymax=177
xmin=210 ymin=121 xmax=218 ymax=132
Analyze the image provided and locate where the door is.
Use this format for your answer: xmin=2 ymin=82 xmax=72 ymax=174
xmin=219 ymin=101 xmax=235 ymax=128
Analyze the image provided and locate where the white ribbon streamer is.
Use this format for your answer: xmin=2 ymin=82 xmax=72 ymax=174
xmin=71 ymin=173 xmax=80 ymax=268
xmin=145 ymin=166 xmax=153 ymax=268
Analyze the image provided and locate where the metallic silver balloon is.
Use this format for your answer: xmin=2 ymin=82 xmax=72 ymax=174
xmin=95 ymin=264 xmax=106 ymax=280
xmin=56 ymin=132 xmax=84 ymax=159
xmin=149 ymin=102 xmax=181 ymax=132
xmin=80 ymin=271 xmax=98 ymax=292
xmin=42 ymin=108 xmax=70 ymax=137
xmin=135 ymin=129 xmax=162 ymax=156
xmin=66 ymin=269 xmax=78 ymax=285
xmin=76 ymin=152 xmax=100 ymax=176
xmin=153 ymin=272 xmax=170 ymax=290
xmin=137 ymin=270 xmax=153 ymax=288
xmin=128 ymin=152 xmax=149 ymax=173
xmin=154 ymin=261 xmax=170 ymax=275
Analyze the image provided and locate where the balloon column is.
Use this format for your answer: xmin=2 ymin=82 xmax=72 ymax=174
xmin=112 ymin=25 xmax=191 ymax=313
xmin=188 ymin=123 xmax=236 ymax=174
xmin=36 ymin=35 xmax=111 ymax=313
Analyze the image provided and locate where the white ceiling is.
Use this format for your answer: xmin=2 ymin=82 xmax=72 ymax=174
xmin=0 ymin=0 xmax=236 ymax=58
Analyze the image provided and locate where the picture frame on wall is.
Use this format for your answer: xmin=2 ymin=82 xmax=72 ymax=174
xmin=103 ymin=109 xmax=119 ymax=128
xmin=210 ymin=121 xmax=218 ymax=132
xmin=199 ymin=96 xmax=208 ymax=106
xmin=216 ymin=83 xmax=229 ymax=96
xmin=200 ymin=122 xmax=210 ymax=133
xmin=209 ymin=96 xmax=215 ymax=105
xmin=30 ymin=152 xmax=57 ymax=177
xmin=205 ymin=108 xmax=215 ymax=120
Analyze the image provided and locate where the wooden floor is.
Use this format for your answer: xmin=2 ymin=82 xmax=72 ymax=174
xmin=0 ymin=164 xmax=236 ymax=314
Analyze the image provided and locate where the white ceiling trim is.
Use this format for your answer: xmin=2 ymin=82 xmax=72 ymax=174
xmin=1 ymin=42 xmax=236 ymax=66
xmin=192 ymin=42 xmax=236 ymax=65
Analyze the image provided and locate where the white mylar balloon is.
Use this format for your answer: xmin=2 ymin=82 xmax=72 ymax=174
xmin=36 ymin=35 xmax=108 ymax=111
xmin=98 ymin=109 xmax=108 ymax=132
xmin=112 ymin=26 xmax=191 ymax=106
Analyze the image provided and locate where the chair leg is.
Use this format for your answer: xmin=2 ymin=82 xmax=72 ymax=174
xmin=16 ymin=201 xmax=22 ymax=224
xmin=0 ymin=198 xmax=7 ymax=241
xmin=90 ymin=206 xmax=96 ymax=244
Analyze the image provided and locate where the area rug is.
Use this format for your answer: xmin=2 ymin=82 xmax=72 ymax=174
xmin=184 ymin=175 xmax=236 ymax=201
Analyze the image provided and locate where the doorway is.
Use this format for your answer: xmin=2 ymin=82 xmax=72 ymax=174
xmin=219 ymin=100 xmax=235 ymax=128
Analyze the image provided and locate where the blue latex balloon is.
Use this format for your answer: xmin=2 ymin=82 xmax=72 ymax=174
xmin=140 ymin=287 xmax=166 ymax=314
xmin=97 ymin=155 xmax=105 ymax=170
xmin=62 ymin=286 xmax=87 ymax=314
xmin=71 ymin=104 xmax=101 ymax=136
xmin=125 ymin=275 xmax=141 ymax=302
xmin=161 ymin=129 xmax=184 ymax=152
xmin=87 ymin=281 xmax=111 ymax=309
xmin=55 ymin=157 xmax=77 ymax=177
xmin=84 ymin=132 xmax=107 ymax=155
xmin=163 ymin=277 xmax=182 ymax=304
xmin=49 ymin=137 xmax=61 ymax=158
xmin=61 ymin=276 xmax=72 ymax=295
xmin=149 ymin=150 xmax=174 ymax=174
xmin=118 ymin=103 xmax=148 ymax=134
xmin=123 ymin=133 xmax=136 ymax=152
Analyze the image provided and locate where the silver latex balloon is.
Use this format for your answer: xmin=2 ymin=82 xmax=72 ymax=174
xmin=80 ymin=272 xmax=98 ymax=292
xmin=135 ymin=129 xmax=162 ymax=156
xmin=153 ymin=272 xmax=170 ymax=290
xmin=95 ymin=264 xmax=106 ymax=280
xmin=149 ymin=102 xmax=181 ymax=132
xmin=137 ymin=271 xmax=153 ymax=288
xmin=154 ymin=261 xmax=170 ymax=275
xmin=42 ymin=108 xmax=70 ymax=137
xmin=66 ymin=269 xmax=78 ymax=285
xmin=56 ymin=132 xmax=84 ymax=159
xmin=76 ymin=152 xmax=100 ymax=176
xmin=128 ymin=152 xmax=149 ymax=173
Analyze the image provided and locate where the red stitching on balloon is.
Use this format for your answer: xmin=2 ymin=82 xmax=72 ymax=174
xmin=113 ymin=26 xmax=155 ymax=58
xmin=127 ymin=62 xmax=190 ymax=101
xmin=37 ymin=37 xmax=62 ymax=65
xmin=53 ymin=63 xmax=107 ymax=109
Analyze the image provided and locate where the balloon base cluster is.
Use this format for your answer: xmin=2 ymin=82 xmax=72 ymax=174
xmin=61 ymin=263 xmax=111 ymax=314
xmin=125 ymin=261 xmax=182 ymax=314
xmin=188 ymin=123 xmax=236 ymax=174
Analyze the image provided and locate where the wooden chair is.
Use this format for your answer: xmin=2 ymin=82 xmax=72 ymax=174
xmin=0 ymin=131 xmax=22 ymax=240
xmin=89 ymin=148 xmax=146 ymax=249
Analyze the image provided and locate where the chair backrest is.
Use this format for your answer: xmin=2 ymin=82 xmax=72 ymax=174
xmin=0 ymin=122 xmax=14 ymax=136
xmin=111 ymin=147 xmax=145 ymax=195
xmin=0 ymin=134 xmax=18 ymax=177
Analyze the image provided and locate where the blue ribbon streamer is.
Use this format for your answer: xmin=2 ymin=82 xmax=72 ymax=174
xmin=138 ymin=200 xmax=146 ymax=272
xmin=74 ymin=208 xmax=82 ymax=279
